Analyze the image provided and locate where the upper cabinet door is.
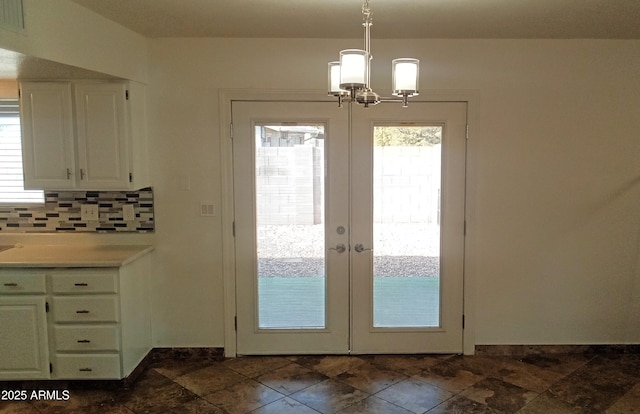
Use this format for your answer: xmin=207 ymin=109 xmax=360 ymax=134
xmin=20 ymin=82 xmax=76 ymax=189
xmin=74 ymin=83 xmax=130 ymax=189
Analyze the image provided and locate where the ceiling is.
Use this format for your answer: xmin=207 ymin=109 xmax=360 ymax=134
xmin=2 ymin=0 xmax=638 ymax=80
xmin=69 ymin=0 xmax=640 ymax=39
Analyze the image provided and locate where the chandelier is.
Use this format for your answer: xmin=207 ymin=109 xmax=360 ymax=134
xmin=327 ymin=0 xmax=419 ymax=108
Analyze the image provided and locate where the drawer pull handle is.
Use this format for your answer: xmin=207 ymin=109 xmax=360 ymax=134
xmin=74 ymin=283 xmax=89 ymax=287
xmin=77 ymin=339 xmax=91 ymax=343
xmin=3 ymin=283 xmax=18 ymax=287
xmin=79 ymin=368 xmax=93 ymax=372
xmin=76 ymin=310 xmax=90 ymax=314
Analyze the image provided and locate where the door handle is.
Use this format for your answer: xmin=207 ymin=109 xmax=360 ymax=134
xmin=329 ymin=243 xmax=346 ymax=254
xmin=354 ymin=243 xmax=372 ymax=253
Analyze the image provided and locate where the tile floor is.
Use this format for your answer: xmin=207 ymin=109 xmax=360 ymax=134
xmin=2 ymin=352 xmax=640 ymax=413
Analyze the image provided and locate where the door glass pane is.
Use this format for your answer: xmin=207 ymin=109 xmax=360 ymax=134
xmin=373 ymin=126 xmax=442 ymax=328
xmin=255 ymin=123 xmax=326 ymax=329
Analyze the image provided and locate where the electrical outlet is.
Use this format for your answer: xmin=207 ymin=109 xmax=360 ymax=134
xmin=81 ymin=204 xmax=99 ymax=221
xmin=122 ymin=204 xmax=136 ymax=221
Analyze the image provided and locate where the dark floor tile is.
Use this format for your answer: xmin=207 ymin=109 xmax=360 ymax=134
xmin=30 ymin=389 xmax=124 ymax=414
xmin=151 ymin=357 xmax=220 ymax=380
xmin=202 ymin=378 xmax=284 ymax=414
xmin=368 ymin=354 xmax=449 ymax=376
xmin=515 ymin=391 xmax=584 ymax=414
xmin=445 ymin=355 xmax=509 ymax=377
xmin=376 ymin=378 xmax=454 ymax=413
xmin=427 ymin=395 xmax=503 ymax=414
xmin=335 ymin=360 xmax=407 ymax=394
xmin=223 ymin=356 xmax=291 ymax=378
xmin=336 ymin=395 xmax=415 ymax=414
xmin=173 ymin=364 xmax=246 ymax=396
xmin=290 ymin=378 xmax=369 ymax=414
xmin=163 ymin=395 xmax=227 ymax=414
xmin=517 ymin=353 xmax=592 ymax=376
xmin=591 ymin=353 xmax=640 ymax=380
xmin=0 ymin=401 xmax=43 ymax=414
xmin=549 ymin=355 xmax=640 ymax=412
xmin=116 ymin=370 xmax=197 ymax=413
xmin=460 ymin=377 xmax=538 ymax=414
xmin=605 ymin=382 xmax=640 ymax=414
xmin=417 ymin=360 xmax=485 ymax=393
xmin=288 ymin=355 xmax=367 ymax=377
xmin=256 ymin=362 xmax=328 ymax=395
xmin=249 ymin=397 xmax=321 ymax=414
xmin=5 ymin=352 xmax=637 ymax=414
xmin=493 ymin=358 xmax=565 ymax=393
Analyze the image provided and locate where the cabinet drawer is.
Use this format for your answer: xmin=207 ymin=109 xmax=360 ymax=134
xmin=51 ymin=270 xmax=118 ymax=294
xmin=54 ymin=326 xmax=119 ymax=352
xmin=52 ymin=296 xmax=119 ymax=323
xmin=54 ymin=354 xmax=121 ymax=379
xmin=0 ymin=272 xmax=46 ymax=294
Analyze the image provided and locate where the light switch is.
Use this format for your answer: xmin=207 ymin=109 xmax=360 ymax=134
xmin=200 ymin=202 xmax=215 ymax=217
xmin=179 ymin=175 xmax=191 ymax=191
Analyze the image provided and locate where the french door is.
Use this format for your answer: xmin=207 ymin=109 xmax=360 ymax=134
xmin=233 ymin=100 xmax=466 ymax=355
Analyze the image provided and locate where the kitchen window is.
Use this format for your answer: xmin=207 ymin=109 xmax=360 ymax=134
xmin=0 ymin=99 xmax=44 ymax=204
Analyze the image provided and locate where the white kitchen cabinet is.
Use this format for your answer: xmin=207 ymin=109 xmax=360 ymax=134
xmin=0 ymin=271 xmax=50 ymax=380
xmin=19 ymin=81 xmax=150 ymax=190
xmin=19 ymin=82 xmax=76 ymax=190
xmin=0 ymin=252 xmax=151 ymax=381
xmin=48 ymin=262 xmax=151 ymax=380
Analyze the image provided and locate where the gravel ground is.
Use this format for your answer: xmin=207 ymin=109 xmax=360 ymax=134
xmin=259 ymin=256 xmax=439 ymax=277
xmin=257 ymin=224 xmax=440 ymax=277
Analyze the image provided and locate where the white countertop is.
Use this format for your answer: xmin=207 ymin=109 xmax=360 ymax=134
xmin=0 ymin=245 xmax=153 ymax=267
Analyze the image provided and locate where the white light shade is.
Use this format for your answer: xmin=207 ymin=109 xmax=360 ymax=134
xmin=328 ymin=61 xmax=347 ymax=95
xmin=392 ymin=58 xmax=419 ymax=96
xmin=339 ymin=49 xmax=368 ymax=89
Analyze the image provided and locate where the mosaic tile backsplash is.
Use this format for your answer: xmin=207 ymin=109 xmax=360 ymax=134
xmin=0 ymin=188 xmax=154 ymax=233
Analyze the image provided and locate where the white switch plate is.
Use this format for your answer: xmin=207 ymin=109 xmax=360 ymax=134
xmin=200 ymin=202 xmax=215 ymax=217
xmin=81 ymin=204 xmax=99 ymax=221
xmin=122 ymin=204 xmax=136 ymax=221
xmin=179 ymin=175 xmax=191 ymax=191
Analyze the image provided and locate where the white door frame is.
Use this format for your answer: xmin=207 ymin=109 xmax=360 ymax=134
xmin=219 ymin=89 xmax=479 ymax=357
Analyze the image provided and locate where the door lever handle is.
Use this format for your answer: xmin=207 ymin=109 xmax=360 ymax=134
xmin=329 ymin=243 xmax=346 ymax=254
xmin=354 ymin=243 xmax=372 ymax=253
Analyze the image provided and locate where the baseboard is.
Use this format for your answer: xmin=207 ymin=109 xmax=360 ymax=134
xmin=475 ymin=344 xmax=640 ymax=356
xmin=148 ymin=347 xmax=225 ymax=361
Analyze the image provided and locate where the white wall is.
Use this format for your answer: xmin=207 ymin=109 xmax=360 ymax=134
xmin=1 ymin=0 xmax=148 ymax=82
xmin=2 ymin=3 xmax=640 ymax=347
xmin=148 ymin=38 xmax=640 ymax=347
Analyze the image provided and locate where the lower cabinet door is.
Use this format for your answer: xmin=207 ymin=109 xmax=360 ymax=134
xmin=0 ymin=297 xmax=49 ymax=380
xmin=54 ymin=354 xmax=121 ymax=379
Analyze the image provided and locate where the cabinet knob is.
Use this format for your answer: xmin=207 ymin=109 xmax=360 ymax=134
xmin=3 ymin=283 xmax=18 ymax=287
xmin=74 ymin=283 xmax=89 ymax=287
xmin=79 ymin=368 xmax=93 ymax=372
xmin=77 ymin=339 xmax=91 ymax=343
xmin=66 ymin=168 xmax=72 ymax=179
xmin=75 ymin=310 xmax=90 ymax=314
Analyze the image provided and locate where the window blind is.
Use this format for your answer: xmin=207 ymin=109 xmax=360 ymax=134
xmin=0 ymin=99 xmax=44 ymax=203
